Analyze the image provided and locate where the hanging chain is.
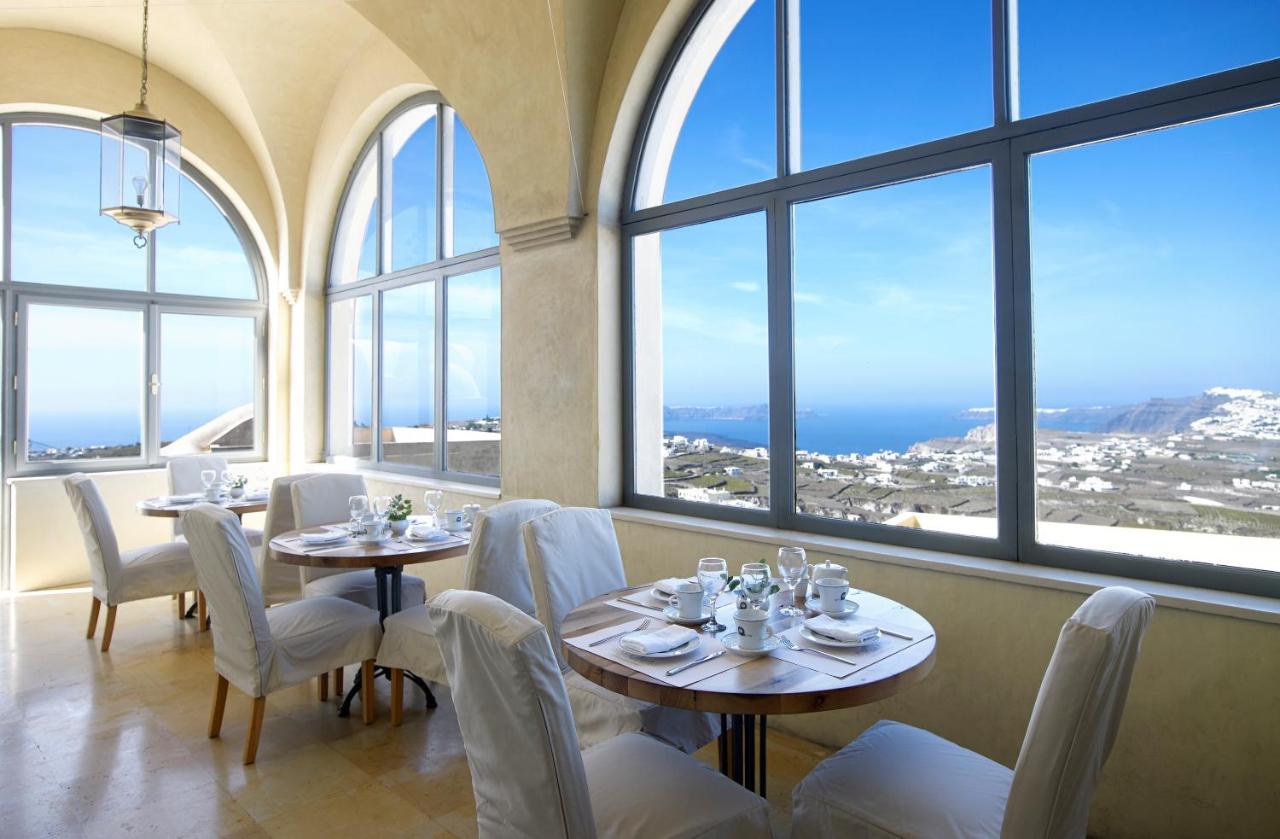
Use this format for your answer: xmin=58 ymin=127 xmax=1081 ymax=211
xmin=138 ymin=0 xmax=150 ymax=107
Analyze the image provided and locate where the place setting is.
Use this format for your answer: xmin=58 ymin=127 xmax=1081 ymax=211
xmin=566 ymin=615 xmax=740 ymax=687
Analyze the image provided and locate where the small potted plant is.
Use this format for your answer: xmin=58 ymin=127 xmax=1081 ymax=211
xmin=386 ymin=494 xmax=413 ymax=535
xmin=228 ymin=475 xmax=248 ymax=499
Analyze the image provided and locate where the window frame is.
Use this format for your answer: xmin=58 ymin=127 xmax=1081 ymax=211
xmin=0 ymin=113 xmax=269 ymax=477
xmin=621 ymin=0 xmax=1280 ymax=598
xmin=324 ymin=93 xmax=500 ymax=486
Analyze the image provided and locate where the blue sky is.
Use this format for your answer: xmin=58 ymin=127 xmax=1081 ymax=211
xmin=651 ymin=0 xmax=1279 ymax=411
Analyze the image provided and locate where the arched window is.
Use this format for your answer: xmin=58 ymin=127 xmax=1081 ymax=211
xmin=624 ymin=0 xmax=1280 ymax=596
xmin=1 ymin=114 xmax=267 ymax=473
xmin=326 ymin=94 xmax=500 ymax=482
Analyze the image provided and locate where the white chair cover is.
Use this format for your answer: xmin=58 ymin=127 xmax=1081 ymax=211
xmin=183 ymin=503 xmax=381 ymax=698
xmin=791 ymin=586 xmax=1155 ymax=839
xmin=429 ymin=589 xmax=772 ymax=839
xmin=166 ymin=454 xmax=262 ymax=546
xmin=522 ymin=507 xmax=719 ymax=753
xmin=376 ymin=498 xmax=559 ymax=684
xmin=64 ymin=473 xmax=196 ymax=606
xmin=258 ymin=473 xmax=317 ymax=605
xmin=289 ymin=473 xmax=425 ymax=611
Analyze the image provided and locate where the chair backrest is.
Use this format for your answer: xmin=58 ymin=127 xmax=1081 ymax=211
xmin=290 ymin=473 xmax=368 ymax=582
xmin=184 ymin=503 xmax=275 ymax=698
xmin=62 ymin=473 xmax=122 ymax=603
xmin=430 ymin=589 xmax=595 ymax=838
xmin=167 ymin=454 xmax=229 ymax=537
xmin=523 ymin=507 xmax=626 ymax=670
xmin=257 ymin=473 xmax=318 ymax=602
xmin=464 ymin=498 xmax=560 ymax=616
xmin=1001 ymin=586 xmax=1155 ymax=839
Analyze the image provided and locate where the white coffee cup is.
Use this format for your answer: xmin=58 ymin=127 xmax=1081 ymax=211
xmin=204 ymin=485 xmax=223 ymax=501
xmin=442 ymin=509 xmax=467 ymax=531
xmin=462 ymin=503 xmax=482 ymax=525
xmin=814 ymin=576 xmax=850 ymax=613
xmin=357 ymin=519 xmax=387 ymax=543
xmin=734 ymin=608 xmax=774 ymax=651
xmin=811 ymin=561 xmax=848 ymax=581
xmin=668 ymin=580 xmax=704 ymax=620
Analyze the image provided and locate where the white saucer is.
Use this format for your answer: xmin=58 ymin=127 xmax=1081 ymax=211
xmin=618 ymin=635 xmax=701 ymax=659
xmin=800 ymin=625 xmax=880 ymax=648
xmin=721 ymin=633 xmax=782 ymax=658
xmin=663 ymin=605 xmax=714 ymax=626
xmin=813 ymin=600 xmax=859 ymax=618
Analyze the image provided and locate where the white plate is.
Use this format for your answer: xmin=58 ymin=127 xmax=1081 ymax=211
xmin=812 ymin=600 xmax=859 ymax=618
xmin=618 ymin=635 xmax=701 ymax=659
xmin=298 ymin=528 xmax=348 ymax=545
xmin=663 ymin=605 xmax=714 ymax=626
xmin=800 ymin=625 xmax=880 ymax=648
xmin=721 ymin=633 xmax=782 ymax=658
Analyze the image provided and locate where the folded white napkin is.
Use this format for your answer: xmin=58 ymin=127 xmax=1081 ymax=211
xmin=298 ymin=527 xmax=347 ymax=544
xmin=160 ymin=493 xmax=202 ymax=505
xmin=653 ymin=577 xmax=697 ymax=596
xmin=407 ymin=524 xmax=452 ymax=542
xmin=242 ymin=490 xmax=269 ymax=502
xmin=804 ymin=615 xmax=879 ymax=644
xmin=618 ymin=625 xmax=698 ymax=656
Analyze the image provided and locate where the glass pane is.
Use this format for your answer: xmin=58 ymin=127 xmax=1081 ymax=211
xmin=160 ymin=313 xmax=256 ymax=454
xmin=11 ymin=125 xmax=145 ymax=290
xmin=1019 ymin=0 xmax=1280 ymax=117
xmin=155 ymin=176 xmax=257 ymax=299
xmin=797 ymin=0 xmax=992 ymax=171
xmin=451 ymin=113 xmax=498 ymax=255
xmin=331 ymin=148 xmax=379 ymax=285
xmin=634 ymin=0 xmax=775 ymax=209
xmin=388 ymin=105 xmax=438 ymax=271
xmin=327 ymin=296 xmax=374 ymax=459
xmin=26 ymin=304 xmax=144 ymax=461
xmin=447 ymin=268 xmax=501 ymax=476
xmin=793 ymin=167 xmax=996 ymax=533
xmin=382 ymin=283 xmax=435 ymax=468
xmin=632 ymin=212 xmax=770 ymax=510
xmin=1031 ymin=107 xmax=1280 ymax=573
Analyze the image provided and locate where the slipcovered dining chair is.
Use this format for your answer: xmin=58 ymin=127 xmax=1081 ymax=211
xmin=289 ymin=473 xmax=426 ymax=611
xmin=183 ymin=504 xmax=382 ymax=764
xmin=166 ymin=454 xmax=263 ymax=547
xmin=377 ymin=498 xmax=559 ymax=724
xmin=256 ymin=473 xmax=314 ymax=606
xmin=522 ymin=507 xmax=719 ymax=753
xmin=791 ymin=586 xmax=1155 ymax=839
xmin=430 ymin=589 xmax=773 ymax=839
xmin=64 ymin=473 xmax=197 ymax=652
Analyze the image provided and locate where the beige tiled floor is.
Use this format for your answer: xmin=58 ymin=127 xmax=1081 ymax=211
xmin=0 ymin=590 xmax=830 ymax=837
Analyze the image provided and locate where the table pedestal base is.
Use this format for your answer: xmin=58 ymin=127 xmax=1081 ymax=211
xmin=338 ymin=667 xmax=437 ymax=718
xmin=719 ymin=713 xmax=767 ymax=796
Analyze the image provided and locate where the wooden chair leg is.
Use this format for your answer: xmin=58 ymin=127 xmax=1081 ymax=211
xmin=100 ymin=605 xmax=118 ymax=652
xmin=243 ymin=696 xmax=266 ymax=765
xmin=86 ymin=597 xmax=101 ymax=639
xmin=318 ymin=672 xmax=329 ymax=701
xmin=208 ymin=675 xmax=229 ymax=738
xmin=390 ymin=668 xmax=404 ymax=727
xmin=197 ymin=591 xmax=209 ymax=631
xmin=178 ymin=591 xmax=186 ymax=619
xmin=361 ymin=659 xmax=375 ymax=725
xmin=333 ymin=666 xmax=343 ymax=694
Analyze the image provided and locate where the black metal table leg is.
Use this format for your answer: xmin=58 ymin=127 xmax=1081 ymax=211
xmin=759 ymin=715 xmax=767 ymax=799
xmin=390 ymin=567 xmax=402 ymax=614
xmin=718 ymin=714 xmax=728 ymax=775
xmin=745 ymin=714 xmax=756 ymax=793
xmin=338 ymin=564 xmax=436 ymax=717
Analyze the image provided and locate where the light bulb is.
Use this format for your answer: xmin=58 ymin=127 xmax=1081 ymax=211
xmin=132 ymin=175 xmax=148 ymax=207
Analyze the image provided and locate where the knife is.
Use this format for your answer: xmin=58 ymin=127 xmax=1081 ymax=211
xmin=666 ymin=649 xmax=725 ymax=677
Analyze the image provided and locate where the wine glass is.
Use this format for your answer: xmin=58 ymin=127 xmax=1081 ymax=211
xmin=739 ymin=562 xmax=772 ymax=610
xmin=199 ymin=469 xmax=217 ymax=491
xmin=220 ymin=469 xmax=234 ymax=487
xmin=696 ymin=557 xmax=728 ymax=634
xmin=348 ymin=494 xmax=368 ymax=534
xmin=776 ymin=546 xmax=808 ymax=617
xmin=373 ymin=495 xmax=393 ymax=521
xmin=423 ymin=490 xmax=443 ymax=527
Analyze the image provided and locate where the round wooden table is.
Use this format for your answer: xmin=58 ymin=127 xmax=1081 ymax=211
xmin=562 ymin=585 xmax=936 ymax=794
xmin=137 ymin=497 xmax=269 ymax=518
xmin=269 ymin=526 xmax=471 ymax=716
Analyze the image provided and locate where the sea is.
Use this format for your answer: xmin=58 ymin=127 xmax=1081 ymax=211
xmin=28 ymin=412 xmax=217 ymax=452
xmin=664 ymin=404 xmax=1098 ymax=457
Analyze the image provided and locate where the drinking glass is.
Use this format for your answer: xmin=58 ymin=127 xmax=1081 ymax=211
xmin=199 ymin=469 xmax=217 ymax=490
xmin=220 ymin=470 xmax=234 ymax=486
xmin=696 ymin=557 xmax=729 ymax=634
xmin=739 ymin=562 xmax=772 ymax=610
xmin=348 ymin=494 xmax=368 ymax=533
xmin=373 ymin=495 xmax=393 ymax=521
xmin=776 ymin=546 xmax=808 ymax=617
xmin=423 ymin=490 xmax=444 ymax=527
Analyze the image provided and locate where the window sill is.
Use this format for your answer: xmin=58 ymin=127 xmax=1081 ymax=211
xmin=310 ymin=462 xmax=501 ymax=499
xmin=608 ymin=507 xmax=1280 ymax=626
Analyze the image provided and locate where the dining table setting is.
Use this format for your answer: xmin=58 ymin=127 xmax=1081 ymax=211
xmin=561 ymin=549 xmax=936 ymax=794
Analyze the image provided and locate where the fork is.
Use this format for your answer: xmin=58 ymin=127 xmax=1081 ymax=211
xmin=588 ymin=619 xmax=650 ymax=648
xmin=779 ymin=635 xmax=858 ymax=667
